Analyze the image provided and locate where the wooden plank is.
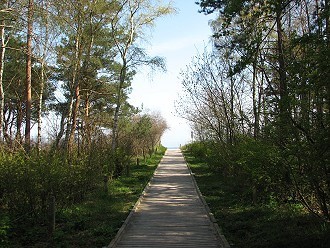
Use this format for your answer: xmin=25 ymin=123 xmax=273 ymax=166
xmin=107 ymin=149 xmax=230 ymax=248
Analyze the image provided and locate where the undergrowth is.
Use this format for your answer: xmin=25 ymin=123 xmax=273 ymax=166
xmin=2 ymin=146 xmax=166 ymax=247
xmin=183 ymin=151 xmax=330 ymax=248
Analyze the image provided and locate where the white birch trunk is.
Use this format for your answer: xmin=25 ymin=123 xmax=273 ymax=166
xmin=0 ymin=20 xmax=6 ymax=142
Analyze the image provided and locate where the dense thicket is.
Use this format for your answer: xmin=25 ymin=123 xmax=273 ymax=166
xmin=0 ymin=0 xmax=171 ymax=245
xmin=177 ymin=0 xmax=329 ymax=221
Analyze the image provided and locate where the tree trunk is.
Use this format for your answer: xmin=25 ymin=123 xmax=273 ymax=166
xmin=67 ymin=29 xmax=82 ymax=153
xmin=37 ymin=1 xmax=49 ymax=153
xmin=37 ymin=60 xmax=44 ymax=152
xmin=64 ymin=96 xmax=74 ymax=148
xmin=252 ymin=58 xmax=260 ymax=139
xmin=83 ymin=95 xmax=91 ymax=151
xmin=0 ymin=20 xmax=6 ymax=142
xmin=276 ymin=3 xmax=289 ymax=143
xmin=68 ymin=79 xmax=80 ymax=152
xmin=82 ymin=13 xmax=94 ymax=151
xmin=25 ymin=0 xmax=33 ymax=152
xmin=111 ymin=61 xmax=127 ymax=152
xmin=16 ymin=104 xmax=23 ymax=147
xmin=229 ymin=74 xmax=234 ymax=143
xmin=54 ymin=108 xmax=66 ymax=149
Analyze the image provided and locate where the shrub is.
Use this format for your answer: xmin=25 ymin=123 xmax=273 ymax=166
xmin=184 ymin=138 xmax=284 ymax=204
xmin=183 ymin=141 xmax=208 ymax=160
xmin=0 ymin=214 xmax=9 ymax=246
xmin=0 ymin=149 xmax=102 ymax=223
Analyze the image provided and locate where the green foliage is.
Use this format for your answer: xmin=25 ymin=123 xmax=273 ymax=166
xmin=114 ymin=113 xmax=168 ymax=177
xmin=0 ymin=214 xmax=9 ymax=246
xmin=0 ymin=146 xmax=165 ymax=247
xmin=233 ymin=138 xmax=282 ymax=199
xmin=184 ymin=150 xmax=330 ymax=248
xmin=182 ymin=142 xmax=208 ymax=161
xmin=184 ymin=139 xmax=289 ymax=204
xmin=0 ymin=149 xmax=101 ymax=220
xmin=0 ymin=0 xmax=170 ymax=245
xmin=186 ymin=0 xmax=330 ymax=221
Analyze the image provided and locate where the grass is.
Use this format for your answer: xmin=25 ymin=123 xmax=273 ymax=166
xmin=6 ymin=147 xmax=166 ymax=248
xmin=183 ymin=151 xmax=330 ymax=248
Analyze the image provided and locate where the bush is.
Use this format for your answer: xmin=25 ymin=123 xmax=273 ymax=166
xmin=183 ymin=141 xmax=208 ymax=160
xmin=184 ymin=138 xmax=284 ymax=204
xmin=233 ymin=137 xmax=282 ymax=203
xmin=0 ymin=214 xmax=9 ymax=246
xmin=0 ymin=149 xmax=102 ymax=222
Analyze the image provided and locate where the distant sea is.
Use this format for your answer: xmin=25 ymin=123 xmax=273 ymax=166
xmin=166 ymin=147 xmax=180 ymax=149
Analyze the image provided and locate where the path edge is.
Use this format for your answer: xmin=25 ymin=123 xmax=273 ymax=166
xmin=106 ymin=150 xmax=168 ymax=248
xmin=182 ymin=149 xmax=231 ymax=248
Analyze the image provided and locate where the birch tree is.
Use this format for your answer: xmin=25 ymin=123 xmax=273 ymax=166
xmin=0 ymin=6 xmax=12 ymax=142
xmin=109 ymin=0 xmax=174 ymax=173
xmin=34 ymin=0 xmax=51 ymax=152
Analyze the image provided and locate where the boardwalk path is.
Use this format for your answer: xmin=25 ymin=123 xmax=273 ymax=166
xmin=108 ymin=149 xmax=230 ymax=248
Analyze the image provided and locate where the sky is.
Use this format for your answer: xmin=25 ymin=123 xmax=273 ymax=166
xmin=128 ymin=1 xmax=215 ymax=148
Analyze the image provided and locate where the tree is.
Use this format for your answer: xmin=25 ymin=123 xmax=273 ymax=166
xmin=25 ymin=0 xmax=33 ymax=151
xmin=116 ymin=111 xmax=167 ymax=174
xmin=2 ymin=36 xmax=26 ymax=147
xmin=34 ymin=0 xmax=52 ymax=152
xmin=194 ymin=0 xmax=330 ymax=220
xmin=0 ymin=4 xmax=12 ymax=142
xmin=109 ymin=0 xmax=173 ymax=156
xmin=52 ymin=0 xmax=118 ymax=153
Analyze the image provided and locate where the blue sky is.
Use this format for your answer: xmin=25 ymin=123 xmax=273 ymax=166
xmin=129 ymin=1 xmax=215 ymax=148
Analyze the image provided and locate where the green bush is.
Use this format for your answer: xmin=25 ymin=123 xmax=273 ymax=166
xmin=0 ymin=149 xmax=102 ymax=222
xmin=0 ymin=214 xmax=9 ymax=246
xmin=183 ymin=141 xmax=208 ymax=160
xmin=233 ymin=137 xmax=282 ymax=203
xmin=184 ymin=138 xmax=285 ymax=204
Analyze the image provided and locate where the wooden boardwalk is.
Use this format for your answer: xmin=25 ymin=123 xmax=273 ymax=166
xmin=108 ymin=149 xmax=230 ymax=248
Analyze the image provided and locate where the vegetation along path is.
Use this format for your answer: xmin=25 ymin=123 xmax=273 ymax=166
xmin=108 ymin=149 xmax=230 ymax=248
